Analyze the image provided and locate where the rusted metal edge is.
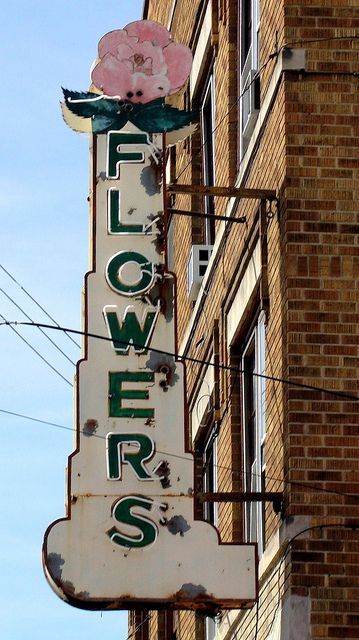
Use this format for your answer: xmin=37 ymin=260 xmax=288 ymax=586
xmin=168 ymin=208 xmax=246 ymax=223
xmin=167 ymin=183 xmax=277 ymax=201
xmin=197 ymin=491 xmax=284 ymax=516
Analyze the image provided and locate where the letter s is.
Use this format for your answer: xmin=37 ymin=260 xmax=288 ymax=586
xmin=107 ymin=495 xmax=158 ymax=548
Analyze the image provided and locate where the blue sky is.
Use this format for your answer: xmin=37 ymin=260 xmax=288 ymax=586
xmin=0 ymin=2 xmax=144 ymax=638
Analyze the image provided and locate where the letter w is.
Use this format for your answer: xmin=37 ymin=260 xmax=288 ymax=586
xmin=103 ymin=304 xmax=159 ymax=355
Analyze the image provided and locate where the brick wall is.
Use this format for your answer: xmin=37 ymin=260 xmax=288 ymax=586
xmin=131 ymin=1 xmax=359 ymax=638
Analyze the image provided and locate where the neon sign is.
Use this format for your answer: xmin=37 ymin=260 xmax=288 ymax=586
xmin=43 ymin=20 xmax=257 ymax=612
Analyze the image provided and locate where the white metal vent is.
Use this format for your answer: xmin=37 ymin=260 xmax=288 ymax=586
xmin=187 ymin=244 xmax=213 ymax=301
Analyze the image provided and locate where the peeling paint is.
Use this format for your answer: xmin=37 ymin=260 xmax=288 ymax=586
xmin=139 ymin=281 xmax=174 ymax=323
xmin=145 ymin=353 xmax=178 ymax=387
xmin=165 ymin=515 xmax=191 ymax=536
xmin=46 ymin=553 xmax=65 ymax=580
xmin=148 ymin=214 xmax=165 ymax=253
xmin=154 ymin=460 xmax=171 ymax=488
xmin=62 ymin=580 xmax=76 ymax=595
xmin=140 ymin=165 xmax=161 ymax=196
xmin=83 ymin=419 xmax=98 ymax=436
xmin=162 ymin=280 xmax=175 ymax=323
xmin=179 ymin=583 xmax=207 ymax=598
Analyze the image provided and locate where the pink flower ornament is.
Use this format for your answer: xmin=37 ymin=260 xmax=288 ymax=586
xmin=91 ymin=20 xmax=193 ymax=104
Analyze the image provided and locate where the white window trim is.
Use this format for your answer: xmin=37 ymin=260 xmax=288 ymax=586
xmin=201 ymin=70 xmax=216 ymax=244
xmin=242 ymin=312 xmax=266 ymax=556
xmin=179 ymin=49 xmax=306 ymax=359
xmin=190 ymin=0 xmax=213 ymax=99
xmin=202 ymin=427 xmax=218 ymax=526
xmin=240 ymin=0 xmax=261 ymax=156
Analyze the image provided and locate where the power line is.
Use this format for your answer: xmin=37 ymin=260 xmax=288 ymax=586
xmin=0 ymin=408 xmax=73 ymax=432
xmin=0 ymin=263 xmax=81 ymax=349
xmin=2 ymin=320 xmax=358 ymax=402
xmin=0 ymin=316 xmax=72 ymax=387
xmin=0 ymin=287 xmax=76 ymax=366
xmin=174 ymin=56 xmax=273 ymax=184
xmin=1 ymin=407 xmax=359 ymax=504
xmin=173 ymin=33 xmax=359 ymax=185
xmin=282 ymin=34 xmax=359 ymax=49
xmin=266 ymin=522 xmax=359 ymax=640
xmin=125 ymin=614 xmax=151 ymax=640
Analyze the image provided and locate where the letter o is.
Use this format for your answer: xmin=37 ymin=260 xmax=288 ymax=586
xmin=106 ymin=251 xmax=155 ymax=296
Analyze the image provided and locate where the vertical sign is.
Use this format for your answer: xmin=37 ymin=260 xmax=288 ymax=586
xmin=43 ymin=20 xmax=257 ymax=611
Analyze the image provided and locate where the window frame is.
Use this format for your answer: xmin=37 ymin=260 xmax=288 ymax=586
xmin=202 ymin=423 xmax=218 ymax=526
xmin=238 ymin=0 xmax=260 ymax=157
xmin=241 ymin=311 xmax=266 ymax=556
xmin=200 ymin=69 xmax=216 ymax=245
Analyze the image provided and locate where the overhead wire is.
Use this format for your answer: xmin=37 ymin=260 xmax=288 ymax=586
xmin=174 ymin=55 xmax=273 ymax=184
xmin=2 ymin=320 xmax=358 ymax=402
xmin=231 ymin=521 xmax=359 ymax=640
xmin=121 ymin=31 xmax=359 ymax=637
xmin=282 ymin=33 xmax=359 ymax=49
xmin=0 ymin=316 xmax=72 ymax=387
xmin=125 ymin=613 xmax=151 ymax=640
xmin=2 ymin=36 xmax=355 ymax=399
xmin=0 ymin=287 xmax=76 ymax=366
xmin=1 ymin=406 xmax=359 ymax=504
xmin=173 ymin=33 xmax=359 ymax=185
xmin=265 ymin=522 xmax=359 ymax=640
xmin=0 ymin=263 xmax=81 ymax=349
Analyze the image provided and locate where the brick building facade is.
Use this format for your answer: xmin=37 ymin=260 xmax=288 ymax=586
xmin=129 ymin=0 xmax=359 ymax=638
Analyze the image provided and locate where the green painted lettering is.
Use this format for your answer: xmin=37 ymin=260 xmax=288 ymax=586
xmin=104 ymin=305 xmax=158 ymax=355
xmin=106 ymin=251 xmax=155 ymax=296
xmin=108 ymin=189 xmax=143 ymax=234
xmin=107 ymin=132 xmax=150 ymax=178
xmin=109 ymin=372 xmax=154 ymax=419
xmin=108 ymin=496 xmax=158 ymax=548
xmin=106 ymin=433 xmax=155 ymax=480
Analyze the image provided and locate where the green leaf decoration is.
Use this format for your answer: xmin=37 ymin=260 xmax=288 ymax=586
xmin=62 ymin=90 xmax=198 ymax=135
xmin=130 ymin=99 xmax=198 ymax=133
xmin=62 ymin=89 xmax=110 ymax=118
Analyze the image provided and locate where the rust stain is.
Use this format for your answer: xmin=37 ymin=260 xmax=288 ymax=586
xmin=145 ymin=353 xmax=178 ymax=387
xmin=83 ymin=419 xmax=98 ymax=437
xmin=154 ymin=460 xmax=171 ymax=488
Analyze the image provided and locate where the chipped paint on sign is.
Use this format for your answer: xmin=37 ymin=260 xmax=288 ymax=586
xmin=43 ymin=24 xmax=257 ymax=609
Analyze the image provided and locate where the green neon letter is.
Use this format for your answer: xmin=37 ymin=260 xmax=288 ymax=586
xmin=108 ymin=189 xmax=143 ymax=234
xmin=104 ymin=305 xmax=158 ymax=355
xmin=108 ymin=496 xmax=158 ymax=548
xmin=106 ymin=433 xmax=154 ymax=480
xmin=106 ymin=251 xmax=155 ymax=296
xmin=109 ymin=372 xmax=154 ymax=419
xmin=107 ymin=132 xmax=150 ymax=178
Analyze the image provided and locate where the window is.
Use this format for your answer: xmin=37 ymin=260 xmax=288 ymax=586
xmin=241 ymin=312 xmax=266 ymax=556
xmin=239 ymin=0 xmax=260 ymax=155
xmin=201 ymin=72 xmax=216 ymax=245
xmin=131 ymin=610 xmax=149 ymax=640
xmin=157 ymin=611 xmax=175 ymax=639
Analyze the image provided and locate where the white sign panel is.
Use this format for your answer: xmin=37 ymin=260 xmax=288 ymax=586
xmin=43 ymin=126 xmax=257 ymax=611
